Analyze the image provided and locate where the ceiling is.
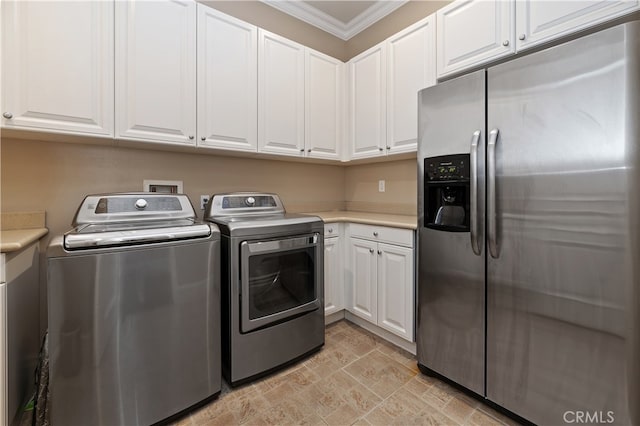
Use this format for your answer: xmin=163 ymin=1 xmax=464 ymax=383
xmin=261 ymin=1 xmax=409 ymax=40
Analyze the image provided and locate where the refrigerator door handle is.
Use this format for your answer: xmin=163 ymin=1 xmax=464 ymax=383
xmin=470 ymin=130 xmax=482 ymax=256
xmin=488 ymin=128 xmax=499 ymax=259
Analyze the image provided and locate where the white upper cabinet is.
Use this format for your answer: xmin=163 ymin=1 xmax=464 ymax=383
xmin=438 ymin=0 xmax=639 ymax=79
xmin=437 ymin=0 xmax=515 ymax=78
xmin=1 ymin=1 xmax=114 ymax=136
xmin=387 ymin=15 xmax=436 ymax=154
xmin=197 ymin=6 xmax=257 ymax=152
xmin=116 ymin=0 xmax=197 ymax=145
xmin=347 ymin=13 xmax=436 ymax=160
xmin=349 ymin=43 xmax=387 ymax=159
xmin=305 ymin=49 xmax=343 ymax=160
xmin=515 ymin=0 xmax=640 ymax=51
xmin=258 ymin=30 xmax=305 ymax=156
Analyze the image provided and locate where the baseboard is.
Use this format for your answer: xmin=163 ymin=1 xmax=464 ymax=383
xmin=344 ymin=311 xmax=416 ymax=355
xmin=324 ymin=310 xmax=345 ymax=325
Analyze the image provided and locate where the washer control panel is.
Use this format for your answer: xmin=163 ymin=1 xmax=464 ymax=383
xmin=206 ymin=193 xmax=285 ymax=217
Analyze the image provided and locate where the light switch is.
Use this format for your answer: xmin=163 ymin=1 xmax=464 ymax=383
xmin=378 ymin=180 xmax=385 ymax=192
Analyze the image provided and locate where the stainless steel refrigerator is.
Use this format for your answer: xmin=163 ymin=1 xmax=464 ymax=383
xmin=417 ymin=20 xmax=640 ymax=425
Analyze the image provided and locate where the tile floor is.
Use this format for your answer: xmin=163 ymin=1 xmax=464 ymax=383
xmin=174 ymin=320 xmax=521 ymax=426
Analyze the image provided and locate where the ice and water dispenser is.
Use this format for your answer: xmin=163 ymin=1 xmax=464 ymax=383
xmin=424 ymin=154 xmax=470 ymax=232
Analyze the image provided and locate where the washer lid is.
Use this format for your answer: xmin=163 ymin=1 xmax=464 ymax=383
xmin=72 ymin=193 xmax=196 ymax=226
xmin=64 ymin=223 xmax=213 ymax=250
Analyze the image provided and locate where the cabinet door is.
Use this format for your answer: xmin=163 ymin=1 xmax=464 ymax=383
xmin=116 ymin=0 xmax=196 ymax=145
xmin=258 ymin=30 xmax=305 ymax=156
xmin=387 ymin=15 xmax=436 ymax=154
xmin=437 ymin=0 xmax=515 ymax=78
xmin=348 ymin=238 xmax=378 ymax=322
xmin=349 ymin=43 xmax=386 ymax=159
xmin=324 ymin=236 xmax=343 ymax=315
xmin=516 ymin=0 xmax=640 ymax=51
xmin=197 ymin=6 xmax=257 ymax=152
xmin=1 ymin=1 xmax=113 ymax=136
xmin=377 ymin=243 xmax=414 ymax=341
xmin=305 ymin=49 xmax=342 ymax=160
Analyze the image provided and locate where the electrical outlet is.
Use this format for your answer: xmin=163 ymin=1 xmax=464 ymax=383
xmin=200 ymin=195 xmax=210 ymax=210
xmin=378 ymin=180 xmax=385 ymax=192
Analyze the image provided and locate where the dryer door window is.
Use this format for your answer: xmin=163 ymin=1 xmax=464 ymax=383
xmin=240 ymin=233 xmax=321 ymax=333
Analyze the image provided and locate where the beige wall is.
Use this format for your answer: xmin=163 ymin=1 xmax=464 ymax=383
xmin=200 ymin=1 xmax=451 ymax=62
xmin=344 ymin=159 xmax=417 ymax=215
xmin=1 ymin=138 xmax=345 ymax=243
xmin=2 ymin=2 xmax=432 ymax=236
xmin=201 ymin=1 xmax=349 ymax=61
xmin=347 ymin=1 xmax=450 ymax=59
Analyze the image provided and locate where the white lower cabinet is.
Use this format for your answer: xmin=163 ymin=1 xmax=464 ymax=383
xmin=346 ymin=224 xmax=415 ymax=341
xmin=324 ymin=223 xmax=343 ymax=315
xmin=1 ymin=243 xmax=40 ymax=426
xmin=377 ymin=243 xmax=414 ymax=339
xmin=349 ymin=238 xmax=378 ymax=322
xmin=0 ymin=260 xmax=6 ymax=426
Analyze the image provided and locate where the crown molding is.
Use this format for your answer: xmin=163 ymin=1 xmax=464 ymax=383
xmin=261 ymin=1 xmax=408 ymax=41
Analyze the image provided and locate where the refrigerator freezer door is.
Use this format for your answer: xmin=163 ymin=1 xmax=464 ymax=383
xmin=417 ymin=70 xmax=486 ymax=396
xmin=486 ymin=21 xmax=640 ymax=425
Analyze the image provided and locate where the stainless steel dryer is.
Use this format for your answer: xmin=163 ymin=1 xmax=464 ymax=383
xmin=47 ymin=193 xmax=221 ymax=425
xmin=204 ymin=193 xmax=324 ymax=386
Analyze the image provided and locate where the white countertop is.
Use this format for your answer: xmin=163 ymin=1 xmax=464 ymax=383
xmin=304 ymin=211 xmax=417 ymax=230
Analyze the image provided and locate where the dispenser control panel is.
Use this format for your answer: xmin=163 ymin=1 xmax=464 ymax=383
xmin=426 ymin=154 xmax=469 ymax=181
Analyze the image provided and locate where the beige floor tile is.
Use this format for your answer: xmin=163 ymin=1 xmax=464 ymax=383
xmin=441 ymin=395 xmax=477 ymax=423
xmin=344 ymin=350 xmax=415 ymax=397
xmin=287 ymin=366 xmax=323 ymax=391
xmin=226 ymin=393 xmax=271 ymax=424
xmin=364 ymin=406 xmax=396 ymax=425
xmin=376 ymin=339 xmax=416 ymax=367
xmin=323 ymin=401 xmax=361 ymax=426
xmin=402 ymin=375 xmax=437 ymax=398
xmin=410 ymin=407 xmax=459 ymax=426
xmin=306 ymin=341 xmax=361 ymax=372
xmin=422 ymin=381 xmax=456 ymax=409
xmin=315 ymin=370 xmax=361 ymax=396
xmin=272 ymin=398 xmax=311 ymax=423
xmin=341 ymin=385 xmax=382 ymax=416
xmin=195 ymin=409 xmax=238 ymax=426
xmin=190 ymin=394 xmax=235 ymax=424
xmin=476 ymin=405 xmax=521 ymax=426
xmin=468 ymin=408 xmax=508 ymax=426
xmin=304 ymin=389 xmax=346 ymax=418
xmin=314 ymin=391 xmax=347 ymax=418
xmin=251 ymin=404 xmax=290 ymax=425
xmin=179 ymin=320 xmax=523 ymax=426
xmin=300 ymin=413 xmax=329 ymax=426
xmin=262 ymin=382 xmax=297 ymax=406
